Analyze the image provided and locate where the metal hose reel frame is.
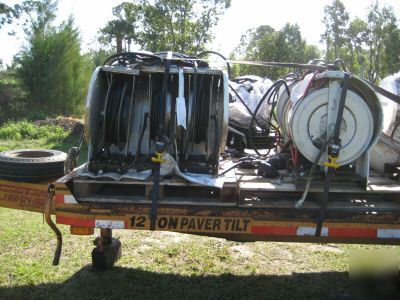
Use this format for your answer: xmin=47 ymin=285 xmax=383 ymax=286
xmin=277 ymin=71 xmax=383 ymax=166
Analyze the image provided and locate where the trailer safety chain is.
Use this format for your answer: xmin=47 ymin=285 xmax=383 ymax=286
xmin=315 ymin=73 xmax=350 ymax=237
xmin=46 ymin=183 xmax=63 ymax=265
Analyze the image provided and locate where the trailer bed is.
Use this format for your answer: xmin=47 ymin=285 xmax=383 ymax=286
xmin=1 ymin=158 xmax=400 ymax=245
xmin=41 ymin=163 xmax=400 ymax=244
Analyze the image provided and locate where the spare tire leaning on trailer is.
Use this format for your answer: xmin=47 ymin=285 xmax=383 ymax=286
xmin=0 ymin=149 xmax=67 ymax=182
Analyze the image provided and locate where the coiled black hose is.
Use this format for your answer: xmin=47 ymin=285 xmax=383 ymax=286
xmin=193 ymin=75 xmax=211 ymax=143
xmin=104 ymin=76 xmax=126 ymax=148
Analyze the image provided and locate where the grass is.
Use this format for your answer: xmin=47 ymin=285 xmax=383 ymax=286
xmin=0 ymin=121 xmax=68 ymax=141
xmin=0 ymin=208 xmax=398 ymax=299
xmin=0 ymin=121 xmax=399 ymax=299
xmin=0 ymin=120 xmax=88 ymax=165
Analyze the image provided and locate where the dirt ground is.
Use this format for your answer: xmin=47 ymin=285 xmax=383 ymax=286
xmin=33 ymin=117 xmax=84 ymax=135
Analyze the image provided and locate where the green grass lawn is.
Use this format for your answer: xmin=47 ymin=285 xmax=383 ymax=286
xmin=0 ymin=208 xmax=398 ymax=299
xmin=0 ymin=121 xmax=399 ymax=299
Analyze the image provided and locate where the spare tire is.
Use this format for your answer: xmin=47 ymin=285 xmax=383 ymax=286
xmin=0 ymin=149 xmax=67 ymax=182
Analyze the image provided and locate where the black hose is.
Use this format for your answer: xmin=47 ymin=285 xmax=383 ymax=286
xmin=249 ymin=80 xmax=290 ymax=156
xmin=104 ymin=51 xmax=163 ymax=66
xmin=132 ymin=113 xmax=148 ymax=166
xmin=228 ymin=83 xmax=265 ymax=131
xmin=183 ymin=63 xmax=198 ymax=156
xmin=211 ymin=115 xmax=219 ymax=163
xmin=156 ymin=51 xmax=209 ymax=68
xmin=308 ymin=59 xmax=328 ymax=66
xmin=333 ymin=58 xmax=348 ymax=71
xmin=159 ymin=60 xmax=171 ymax=136
xmin=294 ymin=137 xmax=330 ymax=208
xmin=217 ymin=161 xmax=242 ymax=177
xmin=104 ymin=51 xmax=209 ymax=68
xmin=104 ymin=76 xmax=126 ymax=149
xmin=196 ymin=50 xmax=231 ymax=78
xmin=117 ymin=77 xmax=134 ymax=150
xmin=194 ymin=75 xmax=211 ymax=143
xmin=232 ymin=76 xmax=260 ymax=83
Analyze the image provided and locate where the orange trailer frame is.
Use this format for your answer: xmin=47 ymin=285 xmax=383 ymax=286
xmin=1 ymin=164 xmax=400 ymax=268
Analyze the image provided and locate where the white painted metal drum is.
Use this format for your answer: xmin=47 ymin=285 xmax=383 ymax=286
xmin=370 ymin=72 xmax=400 ymax=174
xmin=277 ymin=71 xmax=382 ymax=166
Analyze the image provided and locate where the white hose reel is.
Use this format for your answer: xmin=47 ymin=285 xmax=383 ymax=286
xmin=278 ymin=71 xmax=383 ymax=180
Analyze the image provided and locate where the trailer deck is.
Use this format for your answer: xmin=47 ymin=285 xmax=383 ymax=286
xmin=1 ymin=161 xmax=400 ymax=269
xmin=44 ymin=161 xmax=399 ymax=243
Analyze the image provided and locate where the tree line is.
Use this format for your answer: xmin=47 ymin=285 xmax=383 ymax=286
xmin=233 ymin=0 xmax=400 ymax=82
xmin=0 ymin=0 xmax=91 ymax=119
xmin=0 ymin=0 xmax=399 ymax=122
xmin=321 ymin=0 xmax=400 ymax=82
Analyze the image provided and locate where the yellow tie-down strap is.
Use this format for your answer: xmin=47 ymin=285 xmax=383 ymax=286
xmin=324 ymin=155 xmax=340 ymax=169
xmin=151 ymin=152 xmax=166 ymax=163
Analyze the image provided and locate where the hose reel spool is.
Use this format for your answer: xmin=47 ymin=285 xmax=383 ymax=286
xmin=85 ymin=52 xmax=228 ymax=175
xmin=277 ymin=71 xmax=382 ymax=179
xmin=103 ymin=74 xmax=135 ymax=151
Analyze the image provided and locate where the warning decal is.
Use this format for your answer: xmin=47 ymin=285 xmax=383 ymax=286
xmin=0 ymin=180 xmax=47 ymax=213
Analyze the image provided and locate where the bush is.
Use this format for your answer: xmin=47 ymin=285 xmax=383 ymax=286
xmin=28 ymin=112 xmax=47 ymax=121
xmin=0 ymin=121 xmax=69 ymax=141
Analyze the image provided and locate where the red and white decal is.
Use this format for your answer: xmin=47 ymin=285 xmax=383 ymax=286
xmin=55 ymin=194 xmax=78 ymax=204
xmin=251 ymin=225 xmax=398 ymax=239
xmin=56 ymin=216 xmax=126 ymax=229
xmin=377 ymin=229 xmax=400 ymax=239
xmin=297 ymin=226 xmax=328 ymax=236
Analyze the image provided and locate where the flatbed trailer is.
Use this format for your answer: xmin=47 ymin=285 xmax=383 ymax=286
xmin=1 ymin=159 xmax=400 ymax=270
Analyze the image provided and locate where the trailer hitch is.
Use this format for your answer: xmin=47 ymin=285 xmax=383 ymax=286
xmin=45 ymin=183 xmax=62 ymax=265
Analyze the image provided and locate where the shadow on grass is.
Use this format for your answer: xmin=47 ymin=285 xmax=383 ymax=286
xmin=0 ymin=267 xmax=350 ymax=300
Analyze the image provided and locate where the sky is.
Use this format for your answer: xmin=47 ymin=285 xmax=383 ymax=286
xmin=1 ymin=0 xmax=400 ymax=66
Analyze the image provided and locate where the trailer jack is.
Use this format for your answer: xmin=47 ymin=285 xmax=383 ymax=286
xmin=46 ymin=184 xmax=62 ymax=265
xmin=92 ymin=228 xmax=121 ymax=271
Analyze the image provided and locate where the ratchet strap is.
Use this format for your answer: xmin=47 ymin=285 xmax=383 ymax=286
xmin=150 ymin=138 xmax=167 ymax=231
xmin=369 ymin=81 xmax=400 ymax=105
xmin=150 ymin=59 xmax=171 ymax=231
xmin=316 ymin=73 xmax=350 ymax=237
